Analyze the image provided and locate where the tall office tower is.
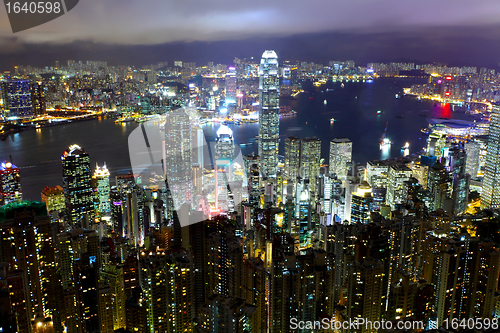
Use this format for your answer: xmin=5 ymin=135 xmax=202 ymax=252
xmin=329 ymin=138 xmax=352 ymax=181
xmin=300 ymin=137 xmax=321 ymax=185
xmin=101 ymin=262 xmax=126 ymax=331
xmin=1 ymin=80 xmax=33 ymax=118
xmin=62 ymin=144 xmax=95 ymax=226
xmin=426 ymin=131 xmax=447 ymax=158
xmin=165 ymin=108 xmax=193 ymax=209
xmin=199 ymin=295 xmax=256 ymax=333
xmin=225 ymin=67 xmax=237 ymax=104
xmin=284 ymin=136 xmax=301 ymax=182
xmin=92 ymin=163 xmax=111 ymax=217
xmin=408 ymin=162 xmax=429 ymax=189
xmin=386 ymin=164 xmax=412 ymax=210
xmin=366 ymin=160 xmax=389 ymax=210
xmin=32 ymin=81 xmax=45 ymax=116
xmin=347 ymin=259 xmax=385 ymax=332
xmin=215 ymin=125 xmax=235 ymax=212
xmin=0 ymin=202 xmax=58 ymax=333
xmin=427 ymin=162 xmax=452 ymax=212
xmin=41 ymin=185 xmax=65 ymax=215
xmin=465 ymin=140 xmax=481 ymax=178
xmin=123 ymin=186 xmax=146 ymax=247
xmin=258 ymin=50 xmax=279 ymax=178
xmin=241 ymin=257 xmax=267 ymax=333
xmin=269 ymin=249 xmax=334 ymax=333
xmin=350 ymin=181 xmax=373 ymax=223
xmin=481 ymin=104 xmax=500 ymax=209
xmin=192 ymin=126 xmax=205 ymax=167
xmin=0 ymin=162 xmax=22 ymax=206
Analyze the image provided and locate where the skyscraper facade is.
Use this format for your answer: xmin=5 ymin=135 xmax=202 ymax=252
xmin=481 ymin=104 xmax=500 ymax=209
xmin=258 ymin=50 xmax=279 ymax=178
xmin=93 ymin=163 xmax=111 ymax=217
xmin=215 ymin=125 xmax=235 ymax=212
xmin=62 ymin=144 xmax=95 ymax=225
xmin=1 ymin=80 xmax=33 ymax=118
xmin=0 ymin=162 xmax=22 ymax=206
xmin=165 ymin=108 xmax=193 ymax=209
xmin=284 ymin=136 xmax=301 ymax=182
xmin=329 ymin=138 xmax=352 ymax=181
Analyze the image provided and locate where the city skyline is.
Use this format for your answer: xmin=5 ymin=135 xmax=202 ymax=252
xmin=1 ymin=0 xmax=500 ymax=328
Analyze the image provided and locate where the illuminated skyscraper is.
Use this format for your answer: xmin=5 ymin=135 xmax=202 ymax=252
xmin=329 ymin=138 xmax=352 ymax=181
xmin=41 ymin=185 xmax=65 ymax=220
xmin=93 ymin=163 xmax=111 ymax=217
xmin=300 ymin=137 xmax=321 ymax=185
xmin=386 ymin=164 xmax=412 ymax=210
xmin=1 ymin=80 xmax=33 ymax=118
xmin=0 ymin=162 xmax=22 ymax=206
xmin=258 ymin=50 xmax=279 ymax=178
xmin=62 ymin=144 xmax=95 ymax=226
xmin=225 ymin=67 xmax=237 ymax=104
xmin=284 ymin=136 xmax=301 ymax=182
xmin=350 ymin=181 xmax=373 ymax=223
xmin=165 ymin=108 xmax=193 ymax=209
xmin=215 ymin=125 xmax=235 ymax=212
xmin=481 ymin=104 xmax=500 ymax=209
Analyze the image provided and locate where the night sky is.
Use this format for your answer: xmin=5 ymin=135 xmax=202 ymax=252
xmin=1 ymin=0 xmax=500 ymax=68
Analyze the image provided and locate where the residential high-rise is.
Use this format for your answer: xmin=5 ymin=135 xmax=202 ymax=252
xmin=329 ymin=138 xmax=352 ymax=181
xmin=481 ymin=104 xmax=500 ymax=209
xmin=62 ymin=144 xmax=95 ymax=226
xmin=0 ymin=162 xmax=22 ymax=206
xmin=258 ymin=50 xmax=279 ymax=178
xmin=0 ymin=202 xmax=57 ymax=333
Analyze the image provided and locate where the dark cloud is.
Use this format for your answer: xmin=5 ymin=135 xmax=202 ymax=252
xmin=1 ymin=26 xmax=500 ymax=70
xmin=0 ymin=1 xmax=500 ymax=69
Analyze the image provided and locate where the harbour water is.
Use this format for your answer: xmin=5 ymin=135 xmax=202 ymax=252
xmin=0 ymin=78 xmax=480 ymax=200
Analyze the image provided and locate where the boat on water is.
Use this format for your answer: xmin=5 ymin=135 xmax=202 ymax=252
xmin=115 ymin=117 xmax=135 ymax=123
xmin=377 ymin=110 xmax=382 ymax=115
xmin=324 ymin=100 xmax=327 ymax=105
xmin=421 ymin=127 xmax=431 ymax=135
xmin=380 ymin=122 xmax=392 ymax=149
xmin=341 ymin=83 xmax=345 ymax=88
xmin=326 ymin=88 xmax=334 ymax=92
xmin=401 ymin=142 xmax=410 ymax=150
